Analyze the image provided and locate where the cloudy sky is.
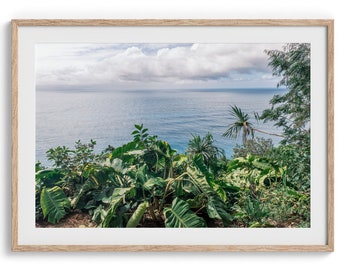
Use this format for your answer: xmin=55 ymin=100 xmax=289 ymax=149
xmin=35 ymin=43 xmax=284 ymax=90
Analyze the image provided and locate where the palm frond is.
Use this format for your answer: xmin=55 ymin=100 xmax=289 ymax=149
xmin=222 ymin=123 xmax=242 ymax=138
xmin=229 ymin=105 xmax=249 ymax=123
xmin=223 ymin=105 xmax=255 ymax=144
xmin=187 ymin=133 xmax=224 ymax=164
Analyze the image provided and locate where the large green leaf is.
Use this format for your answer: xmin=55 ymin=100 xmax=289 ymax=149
xmin=163 ymin=197 xmax=206 ymax=228
xmin=70 ymin=177 xmax=98 ymax=209
xmin=99 ymin=205 xmax=120 ymax=228
xmin=192 ymin=155 xmax=214 ymax=185
xmin=126 ymin=201 xmax=148 ymax=227
xmin=191 ymin=155 xmax=227 ymax=200
xmin=206 ymin=196 xmax=232 ymax=225
xmin=135 ymin=164 xmax=148 ymax=186
xmin=99 ymin=187 xmax=134 ymax=227
xmin=40 ymin=186 xmax=70 ymax=224
xmin=186 ymin=166 xmax=213 ymax=196
xmin=109 ymin=141 xmax=141 ymax=161
xmin=36 ymin=168 xmax=64 ymax=187
xmin=143 ymin=177 xmax=165 ymax=191
xmin=186 ymin=157 xmax=232 ymax=226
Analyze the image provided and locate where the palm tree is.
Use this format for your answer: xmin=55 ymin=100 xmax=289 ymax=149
xmin=186 ymin=133 xmax=224 ymax=165
xmin=222 ymin=105 xmax=254 ymax=145
xmin=223 ymin=105 xmax=284 ymax=145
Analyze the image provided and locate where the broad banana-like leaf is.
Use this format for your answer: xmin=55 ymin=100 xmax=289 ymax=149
xmin=210 ymin=181 xmax=227 ymax=201
xmin=70 ymin=177 xmax=98 ymax=209
xmin=143 ymin=177 xmax=165 ymax=191
xmin=40 ymin=186 xmax=70 ymax=224
xmin=126 ymin=201 xmax=148 ymax=227
xmin=188 ymin=157 xmax=232 ymax=225
xmin=191 ymin=155 xmax=227 ymax=201
xmin=99 ymin=187 xmax=134 ymax=227
xmin=110 ymin=141 xmax=141 ymax=161
xmin=135 ymin=164 xmax=148 ymax=185
xmin=186 ymin=166 xmax=213 ymax=196
xmin=163 ymin=197 xmax=206 ymax=228
xmin=99 ymin=204 xmax=120 ymax=228
xmin=35 ymin=168 xmax=64 ymax=187
xmin=206 ymin=196 xmax=232 ymax=225
xmin=192 ymin=155 xmax=214 ymax=185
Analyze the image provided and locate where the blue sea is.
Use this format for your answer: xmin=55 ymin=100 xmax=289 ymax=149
xmin=36 ymin=88 xmax=286 ymax=166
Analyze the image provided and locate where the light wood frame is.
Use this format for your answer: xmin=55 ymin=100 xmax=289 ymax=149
xmin=11 ymin=19 xmax=334 ymax=252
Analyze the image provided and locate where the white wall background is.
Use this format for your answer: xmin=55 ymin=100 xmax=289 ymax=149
xmin=0 ymin=0 xmax=338 ymax=269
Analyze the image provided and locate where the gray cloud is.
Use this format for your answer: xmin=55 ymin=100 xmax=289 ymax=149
xmin=36 ymin=43 xmax=284 ymax=89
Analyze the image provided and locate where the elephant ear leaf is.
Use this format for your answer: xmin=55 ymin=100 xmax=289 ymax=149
xmin=40 ymin=186 xmax=70 ymax=224
xmin=163 ymin=197 xmax=206 ymax=228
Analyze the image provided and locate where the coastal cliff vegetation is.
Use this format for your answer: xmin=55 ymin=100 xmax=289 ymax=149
xmin=35 ymin=43 xmax=310 ymax=228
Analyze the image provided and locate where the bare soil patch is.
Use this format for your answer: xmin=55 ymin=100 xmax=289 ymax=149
xmin=36 ymin=212 xmax=97 ymax=228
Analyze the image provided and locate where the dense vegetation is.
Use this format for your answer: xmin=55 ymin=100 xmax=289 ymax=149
xmin=35 ymin=43 xmax=310 ymax=228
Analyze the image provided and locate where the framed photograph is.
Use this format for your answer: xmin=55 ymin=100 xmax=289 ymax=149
xmin=12 ymin=19 xmax=334 ymax=252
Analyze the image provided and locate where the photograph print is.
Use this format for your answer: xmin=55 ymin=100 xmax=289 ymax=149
xmin=35 ymin=42 xmax=311 ymax=229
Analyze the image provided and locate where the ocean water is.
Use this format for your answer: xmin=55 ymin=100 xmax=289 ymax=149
xmin=36 ymin=88 xmax=286 ymax=165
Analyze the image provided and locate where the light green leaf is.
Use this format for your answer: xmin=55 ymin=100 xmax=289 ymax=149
xmin=126 ymin=201 xmax=148 ymax=227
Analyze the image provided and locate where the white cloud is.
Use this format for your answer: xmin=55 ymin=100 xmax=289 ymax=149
xmin=36 ymin=43 xmax=284 ymax=89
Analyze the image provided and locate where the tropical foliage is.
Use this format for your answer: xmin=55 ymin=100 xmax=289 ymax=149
xmin=232 ymin=137 xmax=274 ymax=158
xmin=35 ymin=43 xmax=310 ymax=228
xmin=222 ymin=105 xmax=255 ymax=145
xmin=35 ymin=127 xmax=236 ymax=227
xmin=35 ymin=124 xmax=309 ymax=228
xmin=262 ymin=43 xmax=311 ymax=194
xmin=262 ymin=43 xmax=310 ymax=146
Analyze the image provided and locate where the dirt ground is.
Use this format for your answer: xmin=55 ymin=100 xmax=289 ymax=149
xmin=36 ymin=212 xmax=97 ymax=228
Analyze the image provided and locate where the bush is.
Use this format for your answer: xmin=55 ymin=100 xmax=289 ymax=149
xmin=233 ymin=137 xmax=273 ymax=158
